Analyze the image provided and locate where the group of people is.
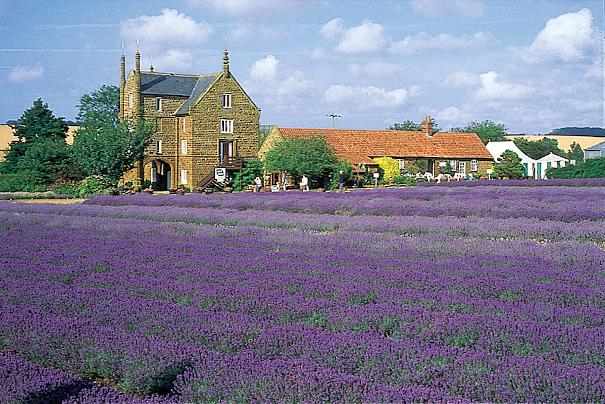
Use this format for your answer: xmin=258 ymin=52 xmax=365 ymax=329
xmin=253 ymin=170 xmax=348 ymax=193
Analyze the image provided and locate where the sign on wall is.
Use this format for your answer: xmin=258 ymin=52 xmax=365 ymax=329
xmin=215 ymin=168 xmax=226 ymax=182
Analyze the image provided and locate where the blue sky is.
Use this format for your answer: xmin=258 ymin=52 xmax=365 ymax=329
xmin=0 ymin=0 xmax=603 ymax=133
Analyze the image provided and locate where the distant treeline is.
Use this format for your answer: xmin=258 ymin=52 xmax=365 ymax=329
xmin=551 ymin=127 xmax=605 ymax=136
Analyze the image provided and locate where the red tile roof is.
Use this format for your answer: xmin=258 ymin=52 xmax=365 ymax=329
xmin=278 ymin=128 xmax=493 ymax=165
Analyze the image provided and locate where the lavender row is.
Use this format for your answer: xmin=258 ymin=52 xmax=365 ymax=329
xmin=418 ymin=178 xmax=605 ymax=187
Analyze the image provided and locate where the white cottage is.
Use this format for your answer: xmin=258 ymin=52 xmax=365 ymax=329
xmin=537 ymin=152 xmax=569 ymax=178
xmin=485 ymin=141 xmax=569 ymax=179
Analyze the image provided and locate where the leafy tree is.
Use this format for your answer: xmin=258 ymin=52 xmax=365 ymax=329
xmin=453 ymin=120 xmax=507 ymax=145
xmin=2 ymin=99 xmax=69 ymax=175
xmin=546 ymin=157 xmax=604 ymax=179
xmin=232 ymin=159 xmax=264 ymax=191
xmin=566 ymin=142 xmax=584 ymax=163
xmin=493 ymin=150 xmax=524 ymax=179
xmin=72 ymin=119 xmax=154 ymax=183
xmin=72 ymin=85 xmax=154 ymax=184
xmin=265 ymin=136 xmax=338 ymax=185
xmin=389 ymin=118 xmax=441 ymax=133
xmin=15 ymin=138 xmax=72 ymax=184
xmin=76 ymin=85 xmax=119 ymax=129
xmin=513 ymin=137 xmax=565 ymax=160
xmin=373 ymin=157 xmax=400 ymax=182
xmin=328 ymin=160 xmax=353 ymax=190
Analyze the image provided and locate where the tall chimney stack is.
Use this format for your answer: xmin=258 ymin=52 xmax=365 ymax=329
xmin=422 ymin=115 xmax=433 ymax=137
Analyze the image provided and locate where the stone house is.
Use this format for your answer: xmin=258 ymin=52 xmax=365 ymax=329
xmin=120 ymin=49 xmax=260 ymax=190
xmin=259 ymin=116 xmax=493 ymax=179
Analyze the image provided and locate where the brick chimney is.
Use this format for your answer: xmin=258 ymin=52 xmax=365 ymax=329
xmin=422 ymin=115 xmax=433 ymax=137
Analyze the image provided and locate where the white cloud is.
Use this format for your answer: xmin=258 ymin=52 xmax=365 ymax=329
xmin=410 ymin=0 xmax=485 ymax=17
xmin=187 ymin=0 xmax=295 ymax=15
xmin=250 ymin=55 xmax=279 ymax=81
xmin=230 ymin=23 xmax=284 ymax=43
xmin=335 ymin=20 xmax=387 ymax=53
xmin=442 ymin=70 xmax=480 ymax=88
xmin=319 ymin=18 xmax=344 ymax=41
xmin=120 ymin=9 xmax=212 ymax=73
xmin=392 ymin=31 xmax=495 ymax=54
xmin=8 ymin=66 xmax=43 ymax=82
xmin=434 ymin=106 xmax=473 ymax=125
xmin=473 ymin=71 xmax=533 ymax=101
xmin=277 ymin=71 xmax=313 ymax=96
xmin=528 ymin=8 xmax=596 ymax=62
xmin=325 ymin=84 xmax=411 ymax=108
xmin=584 ymin=60 xmax=605 ymax=80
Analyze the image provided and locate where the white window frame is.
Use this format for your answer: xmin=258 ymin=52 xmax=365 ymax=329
xmin=180 ymin=169 xmax=187 ymax=185
xmin=396 ymin=158 xmax=405 ymax=170
xmin=128 ymin=93 xmax=134 ymax=109
xmin=155 ymin=97 xmax=162 ymax=111
xmin=182 ymin=118 xmax=186 ymax=133
xmin=220 ymin=119 xmax=233 ymax=134
xmin=449 ymin=160 xmax=457 ymax=170
xmin=221 ymin=93 xmax=232 ymax=108
xmin=181 ymin=139 xmax=188 ymax=155
xmin=470 ymin=159 xmax=478 ymax=172
xmin=458 ymin=161 xmax=467 ymax=174
xmin=156 ymin=140 xmax=163 ymax=154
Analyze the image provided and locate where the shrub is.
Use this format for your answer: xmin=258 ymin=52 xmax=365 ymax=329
xmin=546 ymin=157 xmax=605 ymax=179
xmin=393 ymin=175 xmax=417 ymax=186
xmin=373 ymin=157 xmax=400 ymax=182
xmin=76 ymin=176 xmax=115 ymax=197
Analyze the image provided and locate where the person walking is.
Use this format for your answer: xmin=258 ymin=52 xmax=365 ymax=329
xmin=338 ymin=170 xmax=346 ymax=192
xmin=254 ymin=176 xmax=262 ymax=192
xmin=300 ymin=174 xmax=309 ymax=192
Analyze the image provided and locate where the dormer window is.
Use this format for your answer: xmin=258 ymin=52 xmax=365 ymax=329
xmin=155 ymin=97 xmax=162 ymax=111
xmin=221 ymin=93 xmax=232 ymax=108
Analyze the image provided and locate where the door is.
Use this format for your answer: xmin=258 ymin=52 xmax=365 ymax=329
xmin=219 ymin=140 xmax=233 ymax=164
xmin=458 ymin=161 xmax=466 ymax=174
xmin=523 ymin=163 xmax=528 ymax=177
xmin=537 ymin=162 xmax=542 ymax=179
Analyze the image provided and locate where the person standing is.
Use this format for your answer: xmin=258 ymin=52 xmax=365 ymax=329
xmin=281 ymin=171 xmax=287 ymax=191
xmin=338 ymin=170 xmax=346 ymax=192
xmin=300 ymin=174 xmax=309 ymax=192
xmin=254 ymin=176 xmax=262 ymax=192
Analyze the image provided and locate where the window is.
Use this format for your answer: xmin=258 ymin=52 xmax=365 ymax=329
xmin=396 ymin=159 xmax=405 ymax=170
xmin=449 ymin=160 xmax=457 ymax=170
xmin=470 ymin=159 xmax=478 ymax=172
xmin=156 ymin=140 xmax=163 ymax=154
xmin=182 ymin=118 xmax=186 ymax=133
xmin=180 ymin=169 xmax=187 ymax=185
xmin=458 ymin=161 xmax=466 ymax=174
xmin=181 ymin=139 xmax=188 ymax=155
xmin=220 ymin=119 xmax=233 ymax=133
xmin=221 ymin=93 xmax=232 ymax=108
xmin=155 ymin=97 xmax=162 ymax=111
xmin=128 ymin=93 xmax=134 ymax=109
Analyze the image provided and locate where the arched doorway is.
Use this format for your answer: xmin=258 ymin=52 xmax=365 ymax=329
xmin=146 ymin=160 xmax=172 ymax=191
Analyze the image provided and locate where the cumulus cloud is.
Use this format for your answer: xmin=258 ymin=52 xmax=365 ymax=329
xmin=528 ymin=8 xmax=597 ymax=62
xmin=392 ymin=31 xmax=495 ymax=54
xmin=473 ymin=71 xmax=533 ymax=101
xmin=187 ymin=0 xmax=295 ymax=15
xmin=277 ymin=71 xmax=313 ymax=96
xmin=325 ymin=84 xmax=411 ymax=108
xmin=8 ymin=66 xmax=43 ymax=82
xmin=442 ymin=70 xmax=480 ymax=88
xmin=336 ymin=20 xmax=387 ymax=53
xmin=120 ymin=9 xmax=212 ymax=71
xmin=434 ymin=106 xmax=473 ymax=125
xmin=250 ymin=55 xmax=279 ymax=81
xmin=319 ymin=18 xmax=345 ymax=41
xmin=410 ymin=0 xmax=485 ymax=17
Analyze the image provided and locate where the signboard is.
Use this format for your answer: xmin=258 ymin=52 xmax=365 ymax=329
xmin=214 ymin=167 xmax=226 ymax=183
xmin=372 ymin=172 xmax=380 ymax=179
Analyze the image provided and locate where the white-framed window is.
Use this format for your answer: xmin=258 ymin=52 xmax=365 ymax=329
xmin=181 ymin=139 xmax=188 ymax=155
xmin=220 ymin=119 xmax=233 ymax=134
xmin=155 ymin=97 xmax=162 ymax=111
xmin=156 ymin=140 xmax=163 ymax=154
xmin=180 ymin=169 xmax=187 ymax=185
xmin=449 ymin=160 xmax=457 ymax=170
xmin=396 ymin=158 xmax=405 ymax=170
xmin=221 ymin=93 xmax=232 ymax=108
xmin=458 ymin=161 xmax=466 ymax=174
xmin=128 ymin=93 xmax=134 ymax=109
xmin=182 ymin=118 xmax=186 ymax=133
xmin=470 ymin=159 xmax=478 ymax=172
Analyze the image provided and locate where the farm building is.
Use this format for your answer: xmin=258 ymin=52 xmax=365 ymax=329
xmin=259 ymin=116 xmax=493 ymax=179
xmin=120 ymin=49 xmax=260 ymax=190
xmin=584 ymin=140 xmax=605 ymax=159
xmin=486 ymin=141 xmax=569 ymax=179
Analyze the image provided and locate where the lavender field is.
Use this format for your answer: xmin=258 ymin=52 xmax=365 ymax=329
xmin=1 ymin=183 xmax=605 ymax=402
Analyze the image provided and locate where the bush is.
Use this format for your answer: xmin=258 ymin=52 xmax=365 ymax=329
xmin=373 ymin=157 xmax=400 ymax=182
xmin=233 ymin=160 xmax=264 ymax=191
xmin=76 ymin=176 xmax=115 ymax=197
xmin=546 ymin=158 xmax=605 ymax=179
xmin=393 ymin=175 xmax=417 ymax=186
xmin=0 ymin=171 xmax=46 ymax=192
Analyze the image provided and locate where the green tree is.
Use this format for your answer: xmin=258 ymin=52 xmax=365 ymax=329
xmin=389 ymin=118 xmax=441 ymax=133
xmin=513 ymin=137 xmax=565 ymax=160
xmin=265 ymin=136 xmax=338 ymax=185
xmin=72 ymin=85 xmax=154 ymax=184
xmin=546 ymin=157 xmax=604 ymax=179
xmin=566 ymin=142 xmax=584 ymax=163
xmin=15 ymin=138 xmax=72 ymax=184
xmin=76 ymin=85 xmax=119 ymax=129
xmin=493 ymin=150 xmax=525 ymax=179
xmin=2 ymin=98 xmax=69 ymax=175
xmin=232 ymin=159 xmax=264 ymax=191
xmin=453 ymin=120 xmax=507 ymax=145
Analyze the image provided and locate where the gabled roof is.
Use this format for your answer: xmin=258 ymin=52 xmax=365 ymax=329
xmin=174 ymin=73 xmax=220 ymax=115
xmin=277 ymin=128 xmax=492 ymax=165
xmin=537 ymin=152 xmax=568 ymax=162
xmin=486 ymin=141 xmax=535 ymax=163
xmin=140 ymin=72 xmax=202 ymax=97
xmin=586 ymin=140 xmax=605 ymax=151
